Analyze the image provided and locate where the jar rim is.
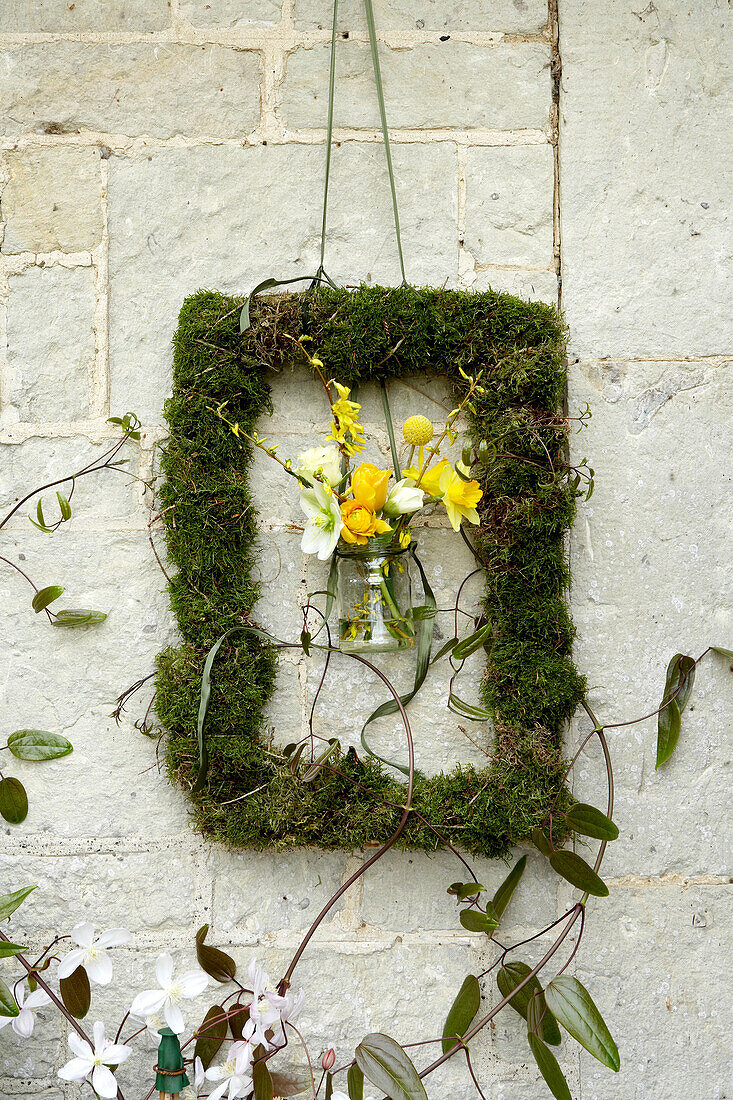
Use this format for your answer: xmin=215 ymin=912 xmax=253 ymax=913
xmin=334 ymin=540 xmax=412 ymax=560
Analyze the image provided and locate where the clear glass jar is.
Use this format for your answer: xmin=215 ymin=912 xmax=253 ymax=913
xmin=335 ymin=545 xmax=415 ymax=653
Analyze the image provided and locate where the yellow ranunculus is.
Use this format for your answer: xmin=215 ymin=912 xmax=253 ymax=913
xmin=351 ymin=462 xmax=391 ymax=511
xmin=340 ymin=500 xmax=393 ymax=545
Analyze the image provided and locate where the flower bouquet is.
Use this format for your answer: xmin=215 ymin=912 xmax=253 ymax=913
xmin=217 ymin=343 xmax=485 ymax=654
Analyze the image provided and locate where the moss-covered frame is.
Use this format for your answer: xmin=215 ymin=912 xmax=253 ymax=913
xmin=155 ymin=285 xmax=585 ymax=858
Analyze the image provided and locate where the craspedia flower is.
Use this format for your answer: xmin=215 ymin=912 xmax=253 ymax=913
xmin=402 ymin=415 xmax=433 ymax=446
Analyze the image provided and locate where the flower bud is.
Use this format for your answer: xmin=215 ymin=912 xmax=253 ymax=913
xmin=461 ymin=441 xmax=473 ymax=467
xmin=322 ymin=1048 xmax=336 ymax=1071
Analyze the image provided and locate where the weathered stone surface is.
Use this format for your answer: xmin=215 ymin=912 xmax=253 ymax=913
xmin=0 ymin=0 xmax=170 ymax=32
xmin=5 ymin=266 xmax=95 ymax=423
xmin=0 ymin=148 xmax=103 ymax=255
xmin=295 ymin=0 xmax=548 ymax=35
xmin=0 ymin=43 xmax=261 ymax=139
xmin=181 ymin=0 xmax=282 ymax=26
xmin=108 ymin=142 xmax=457 ymax=422
xmin=561 ymin=0 xmax=733 ymax=358
xmin=464 ymin=144 xmax=554 ymax=266
xmin=282 ymin=42 xmax=551 ymax=130
xmin=470 ymin=265 xmax=558 ymax=304
xmin=568 ymin=358 xmax=732 ymax=877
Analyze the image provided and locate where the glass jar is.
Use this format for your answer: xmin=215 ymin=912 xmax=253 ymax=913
xmin=335 ymin=544 xmax=415 ymax=654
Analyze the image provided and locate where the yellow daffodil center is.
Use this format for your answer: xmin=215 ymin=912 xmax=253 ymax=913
xmin=402 ymin=415 xmax=434 ymax=446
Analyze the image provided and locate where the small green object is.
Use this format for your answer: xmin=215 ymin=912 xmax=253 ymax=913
xmin=156 ymin=1027 xmax=190 ymax=1094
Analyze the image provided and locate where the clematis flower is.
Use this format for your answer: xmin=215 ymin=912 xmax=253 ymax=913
xmin=57 ymin=922 xmax=131 ymax=986
xmin=294 ymin=445 xmax=342 ymax=488
xmin=326 ymin=383 xmax=366 ymax=455
xmin=351 ymin=462 xmax=391 ymax=511
xmin=247 ymin=959 xmax=288 ymax=1049
xmin=299 ymin=480 xmax=344 ymax=560
xmin=205 ymin=1040 xmax=254 ymax=1100
xmin=383 ymin=478 xmax=424 ymax=518
xmin=340 ymin=500 xmax=392 ymax=546
xmin=58 ymin=1020 xmax=132 ymax=1099
xmin=130 ymin=953 xmax=208 ymax=1035
xmin=181 ymin=1056 xmax=206 ymax=1099
xmin=0 ymin=984 xmax=50 ymax=1038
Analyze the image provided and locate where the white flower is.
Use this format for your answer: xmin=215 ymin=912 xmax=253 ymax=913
xmin=181 ymin=1055 xmax=206 ymax=1099
xmin=383 ymin=478 xmax=424 ymax=518
xmin=248 ymin=959 xmax=287 ymax=1049
xmin=294 ymin=445 xmax=342 ymax=488
xmin=129 ymin=953 xmax=208 ymax=1035
xmin=299 ymin=480 xmax=343 ymax=560
xmin=57 ymin=922 xmax=131 ymax=986
xmin=0 ymin=984 xmax=50 ymax=1038
xmin=205 ymin=1040 xmax=254 ymax=1100
xmin=58 ymin=1020 xmax=132 ymax=1099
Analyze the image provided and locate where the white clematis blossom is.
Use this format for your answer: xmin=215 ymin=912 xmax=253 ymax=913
xmin=129 ymin=953 xmax=208 ymax=1035
xmin=294 ymin=445 xmax=342 ymax=488
xmin=57 ymin=1020 xmax=132 ymax=1099
xmin=205 ymin=1040 xmax=254 ymax=1100
xmin=299 ymin=480 xmax=343 ymax=560
xmin=0 ymin=984 xmax=50 ymax=1038
xmin=181 ymin=1055 xmax=206 ymax=1099
xmin=57 ymin=922 xmax=131 ymax=986
xmin=247 ymin=959 xmax=304 ymax=1051
xmin=383 ymin=478 xmax=425 ymax=518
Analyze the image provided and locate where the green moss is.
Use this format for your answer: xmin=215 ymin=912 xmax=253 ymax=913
xmin=155 ymin=285 xmax=584 ymax=856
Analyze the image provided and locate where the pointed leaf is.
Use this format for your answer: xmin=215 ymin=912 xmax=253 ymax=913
xmin=270 ymin=1067 xmax=312 ymax=1097
xmin=195 ymin=924 xmax=236 ymax=983
xmin=527 ymin=1032 xmax=572 ymax=1100
xmin=712 ymin=646 xmax=733 ymax=660
xmin=301 ymin=738 xmax=340 ymax=783
xmin=60 ymin=965 xmax=91 ymax=1019
xmin=442 ymin=974 xmax=480 ymax=1053
xmin=52 ymin=609 xmax=107 ymax=627
xmin=0 ymin=941 xmax=27 ymax=958
xmin=194 ymin=1004 xmax=227 ymax=1069
xmin=564 ymin=804 xmax=619 ymax=842
xmin=496 ymin=963 xmax=561 ymax=1046
xmin=253 ymin=1058 xmax=274 ymax=1100
xmin=656 ymin=653 xmax=695 ymax=768
xmin=545 ymin=976 xmax=620 ymax=1071
xmin=56 ymin=492 xmax=72 ymax=521
xmin=348 ymin=1063 xmax=365 ymax=1100
xmin=0 ymin=885 xmax=37 ymax=921
xmin=228 ymin=1001 xmax=250 ymax=1041
xmin=459 ymin=907 xmax=498 ymax=934
xmin=549 ymin=851 xmax=609 ymax=897
xmin=532 ymin=828 xmax=553 ymax=857
xmin=7 ymin=729 xmax=73 ymax=761
xmin=0 ymin=978 xmax=19 ymax=1018
xmin=0 ymin=777 xmax=28 ymax=824
xmin=355 ymin=1033 xmax=428 ymax=1100
xmin=31 ymin=586 xmax=65 ymax=613
xmin=492 ymin=856 xmax=527 ymax=920
xmin=447 ymin=882 xmax=486 ymax=900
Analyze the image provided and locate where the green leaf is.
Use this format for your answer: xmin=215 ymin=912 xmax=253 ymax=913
xmin=527 ymin=1032 xmax=572 ymax=1100
xmin=194 ymin=1004 xmax=227 ymax=1069
xmin=496 ymin=963 xmax=561 ymax=1046
xmin=545 ymin=976 xmax=620 ymax=1071
xmin=301 ymin=738 xmax=340 ymax=783
xmin=656 ymin=653 xmax=695 ymax=768
xmin=0 ymin=941 xmax=27 ymax=958
xmin=7 ymin=729 xmax=73 ymax=761
xmin=459 ymin=907 xmax=498 ymax=934
xmin=656 ymin=697 xmax=681 ymax=768
xmin=56 ymin=492 xmax=72 ymax=521
xmin=0 ymin=885 xmax=37 ymax=921
xmin=300 ymin=630 xmax=312 ymax=656
xmin=712 ymin=646 xmax=733 ymax=660
xmin=253 ymin=1057 xmax=274 ymax=1100
xmin=447 ymin=692 xmax=492 ymax=722
xmin=60 ymin=965 xmax=91 ymax=1019
xmin=492 ymin=855 xmax=527 ymax=920
xmin=52 ymin=609 xmax=107 ymax=627
xmin=532 ymin=828 xmax=553 ymax=857
xmin=442 ymin=974 xmax=480 ymax=1054
xmin=549 ymin=851 xmax=609 ymax=897
xmin=31 ymin=586 xmax=65 ymax=613
xmin=355 ymin=1033 xmax=428 ymax=1100
xmin=452 ymin=622 xmax=493 ymax=661
xmin=564 ymin=804 xmax=619 ymax=842
xmin=0 ymin=777 xmax=28 ymax=824
xmin=228 ymin=1001 xmax=250 ymax=1041
xmin=447 ymin=882 xmax=486 ymax=901
xmin=0 ymin=978 xmax=19 ymax=1018
xmin=347 ymin=1063 xmax=365 ymax=1100
xmin=195 ymin=925 xmax=236 ymax=983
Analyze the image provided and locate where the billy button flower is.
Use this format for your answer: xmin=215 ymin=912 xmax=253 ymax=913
xmin=340 ymin=500 xmax=392 ymax=545
xmin=351 ymin=462 xmax=391 ymax=511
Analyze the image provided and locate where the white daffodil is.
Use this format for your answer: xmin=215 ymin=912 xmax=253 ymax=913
xmin=57 ymin=1020 xmax=132 ymax=1099
xmin=294 ymin=445 xmax=342 ymax=488
xmin=130 ymin=953 xmax=208 ymax=1035
xmin=0 ymin=984 xmax=50 ymax=1038
xmin=383 ymin=478 xmax=425 ymax=518
xmin=57 ymin=922 xmax=131 ymax=986
xmin=205 ymin=1040 xmax=254 ymax=1100
xmin=299 ymin=480 xmax=343 ymax=560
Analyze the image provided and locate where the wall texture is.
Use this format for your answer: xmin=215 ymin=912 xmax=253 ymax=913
xmin=0 ymin=0 xmax=731 ymax=1097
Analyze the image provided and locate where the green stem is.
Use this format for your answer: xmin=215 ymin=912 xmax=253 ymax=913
xmin=380 ymin=379 xmax=402 ymax=481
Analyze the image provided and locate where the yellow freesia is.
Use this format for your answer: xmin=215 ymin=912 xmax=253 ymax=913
xmin=340 ymin=500 xmax=393 ymax=545
xmin=326 ymin=382 xmax=365 ymax=455
xmin=351 ymin=462 xmax=391 ymax=511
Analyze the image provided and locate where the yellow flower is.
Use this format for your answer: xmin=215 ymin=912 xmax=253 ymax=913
xmin=398 ymin=529 xmax=412 ymax=549
xmin=439 ymin=463 xmax=482 ymax=531
xmin=326 ymin=382 xmax=366 ymax=455
xmin=402 ymin=415 xmax=434 ymax=446
xmin=351 ymin=462 xmax=391 ymax=511
xmin=403 ymin=457 xmax=450 ymax=499
xmin=340 ymin=499 xmax=392 ymax=545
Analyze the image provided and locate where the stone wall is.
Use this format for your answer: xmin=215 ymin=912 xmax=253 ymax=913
xmin=0 ymin=0 xmax=730 ymax=1097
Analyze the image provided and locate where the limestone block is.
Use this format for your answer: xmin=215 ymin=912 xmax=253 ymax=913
xmin=5 ymin=266 xmax=95 ymax=423
xmin=560 ymin=0 xmax=733 ymax=358
xmin=181 ymin=0 xmax=283 ymax=26
xmin=464 ymin=144 xmax=555 ymax=267
xmin=0 ymin=148 xmax=103 ymax=255
xmin=568 ymin=358 xmax=733 ymax=876
xmin=107 ymin=143 xmax=457 ymax=423
xmin=470 ymin=265 xmax=558 ymax=304
xmin=0 ymin=1086 xmax=63 ymax=1100
xmin=0 ymin=1011 xmax=62 ymax=1080
xmin=282 ymin=42 xmax=551 ymax=130
xmin=0 ymin=0 xmax=170 ymax=32
xmin=0 ymin=43 xmax=261 ymax=139
xmin=294 ymin=0 xmax=548 ymax=35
